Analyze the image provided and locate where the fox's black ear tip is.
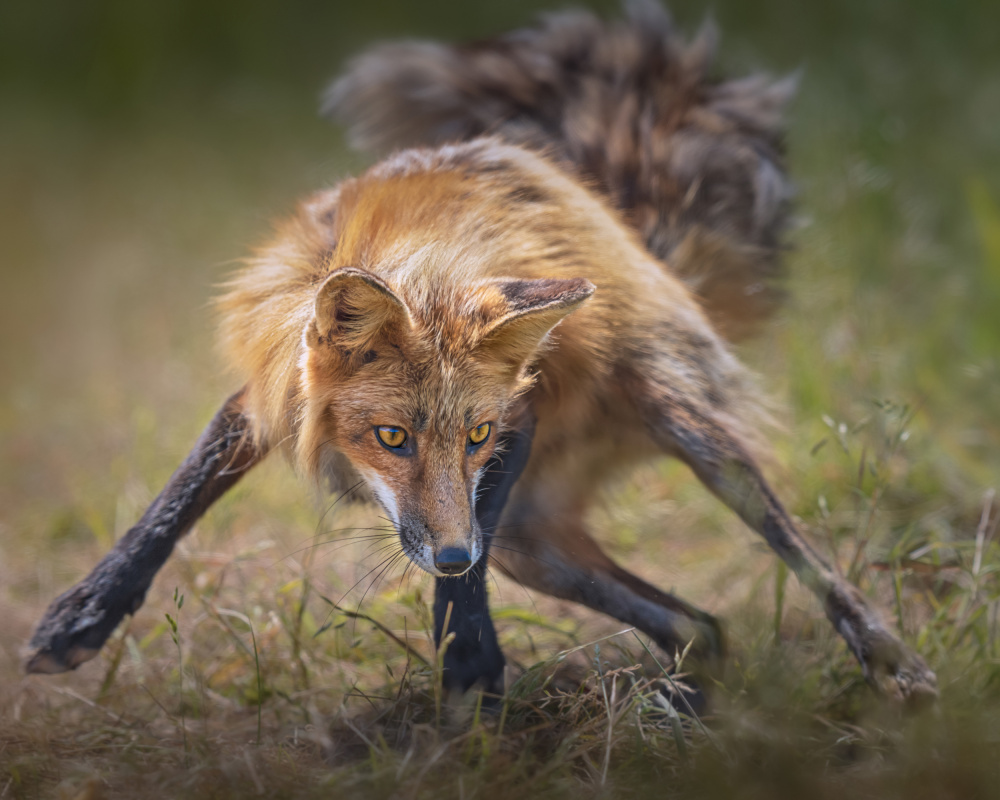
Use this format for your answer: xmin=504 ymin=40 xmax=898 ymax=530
xmin=548 ymin=277 xmax=596 ymax=306
xmin=572 ymin=278 xmax=597 ymax=301
xmin=495 ymin=276 xmax=595 ymax=315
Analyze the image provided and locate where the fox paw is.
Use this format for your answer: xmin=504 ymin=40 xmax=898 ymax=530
xmin=858 ymin=628 xmax=937 ymax=706
xmin=24 ymin=581 xmax=133 ymax=675
xmin=442 ymin=639 xmax=505 ymax=700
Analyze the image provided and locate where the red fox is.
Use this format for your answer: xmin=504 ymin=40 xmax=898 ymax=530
xmin=27 ymin=1 xmax=936 ymax=704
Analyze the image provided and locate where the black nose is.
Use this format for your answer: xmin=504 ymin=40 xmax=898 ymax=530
xmin=435 ymin=547 xmax=472 ymax=575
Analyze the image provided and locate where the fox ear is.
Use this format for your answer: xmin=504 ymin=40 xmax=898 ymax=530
xmin=309 ymin=267 xmax=411 ymax=354
xmin=476 ymin=277 xmax=595 ymax=374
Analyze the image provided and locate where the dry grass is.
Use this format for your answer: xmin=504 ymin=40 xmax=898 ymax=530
xmin=2 ymin=0 xmax=1000 ymax=797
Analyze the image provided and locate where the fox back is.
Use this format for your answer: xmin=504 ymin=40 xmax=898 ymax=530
xmin=216 ymin=1 xmax=791 ymax=572
xmin=325 ymin=0 xmax=796 ymax=341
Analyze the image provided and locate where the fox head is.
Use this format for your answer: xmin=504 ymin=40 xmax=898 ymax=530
xmin=298 ymin=265 xmax=594 ymax=576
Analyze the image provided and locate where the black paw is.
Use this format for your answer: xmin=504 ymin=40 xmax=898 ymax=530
xmin=441 ymin=624 xmax=506 ymax=697
xmin=25 ymin=571 xmax=147 ymax=674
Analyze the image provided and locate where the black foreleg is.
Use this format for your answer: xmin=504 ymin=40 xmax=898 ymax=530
xmin=433 ymin=418 xmax=535 ymax=695
xmin=25 ymin=388 xmax=264 ymax=674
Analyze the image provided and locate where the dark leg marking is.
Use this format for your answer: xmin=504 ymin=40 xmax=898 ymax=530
xmin=635 ymin=386 xmax=937 ymax=704
xmin=25 ymin=388 xmax=263 ymax=674
xmin=433 ymin=418 xmax=536 ymax=696
xmin=492 ymin=510 xmax=725 ymax=664
xmin=434 ymin=560 xmax=505 ymax=696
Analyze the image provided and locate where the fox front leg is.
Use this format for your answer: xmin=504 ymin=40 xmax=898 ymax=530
xmin=25 ymin=389 xmax=263 ymax=675
xmin=628 ymin=377 xmax=938 ymax=705
xmin=433 ymin=418 xmax=535 ymax=696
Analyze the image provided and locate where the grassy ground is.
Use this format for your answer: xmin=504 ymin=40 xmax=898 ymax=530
xmin=2 ymin=0 xmax=999 ymax=797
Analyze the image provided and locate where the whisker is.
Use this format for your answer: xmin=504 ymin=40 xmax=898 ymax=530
xmin=488 ymin=529 xmax=607 ymax=567
xmin=314 ymin=480 xmax=366 ymax=536
xmin=282 ymin=529 xmax=397 ymax=561
xmin=352 ymin=550 xmax=407 ymax=636
xmin=316 ymin=531 xmax=397 ymax=545
xmin=285 ymin=524 xmax=395 ymax=554
xmin=330 ymin=549 xmax=404 ymax=611
xmin=371 ymin=551 xmax=408 ymax=602
xmin=317 ymin=555 xmax=402 ymax=635
xmin=397 ymin=557 xmax=424 ymax=601
xmin=314 ymin=525 xmax=396 ymax=541
xmin=488 ymin=542 xmax=566 ymax=573
xmin=482 ymin=522 xmax=544 ymax=536
xmin=482 ymin=562 xmax=504 ymax=606
xmin=487 ymin=553 xmax=546 ymax=620
xmin=360 ymin=539 xmax=406 ymax=560
xmin=307 ymin=436 xmax=339 ymax=463
xmin=299 ymin=480 xmax=370 ymax=567
xmin=404 ymin=556 xmax=427 ymax=595
xmin=319 ymin=547 xmax=404 ymax=642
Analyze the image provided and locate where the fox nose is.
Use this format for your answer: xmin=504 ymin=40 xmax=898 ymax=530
xmin=435 ymin=547 xmax=472 ymax=575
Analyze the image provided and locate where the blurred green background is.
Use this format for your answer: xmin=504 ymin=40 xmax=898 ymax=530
xmin=1 ymin=0 xmax=999 ymax=795
xmin=2 ymin=0 xmax=998 ymax=504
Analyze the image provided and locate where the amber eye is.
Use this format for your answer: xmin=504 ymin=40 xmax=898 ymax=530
xmin=468 ymin=422 xmax=491 ymax=447
xmin=376 ymin=426 xmax=408 ymax=449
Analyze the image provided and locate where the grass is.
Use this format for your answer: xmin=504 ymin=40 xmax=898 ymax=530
xmin=1 ymin=0 xmax=999 ymax=797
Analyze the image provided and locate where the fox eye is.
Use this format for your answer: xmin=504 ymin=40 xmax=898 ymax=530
xmin=468 ymin=422 xmax=491 ymax=447
xmin=376 ymin=426 xmax=408 ymax=449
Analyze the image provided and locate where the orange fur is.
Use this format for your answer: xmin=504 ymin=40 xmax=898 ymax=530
xmin=216 ymin=138 xmax=765 ymax=574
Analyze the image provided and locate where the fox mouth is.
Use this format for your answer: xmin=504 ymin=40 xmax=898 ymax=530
xmin=398 ymin=530 xmax=481 ymax=578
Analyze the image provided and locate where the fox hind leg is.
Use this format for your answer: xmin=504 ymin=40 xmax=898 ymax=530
xmin=624 ymin=368 xmax=937 ymax=704
xmin=491 ymin=505 xmax=725 ymax=668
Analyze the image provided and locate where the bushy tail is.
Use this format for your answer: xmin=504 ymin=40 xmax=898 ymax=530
xmin=323 ymin=0 xmax=796 ymax=340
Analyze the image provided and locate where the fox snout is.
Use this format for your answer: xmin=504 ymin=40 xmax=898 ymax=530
xmin=421 ymin=529 xmax=480 ymax=577
xmin=356 ymin=466 xmax=483 ymax=577
xmin=395 ymin=514 xmax=482 ymax=578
